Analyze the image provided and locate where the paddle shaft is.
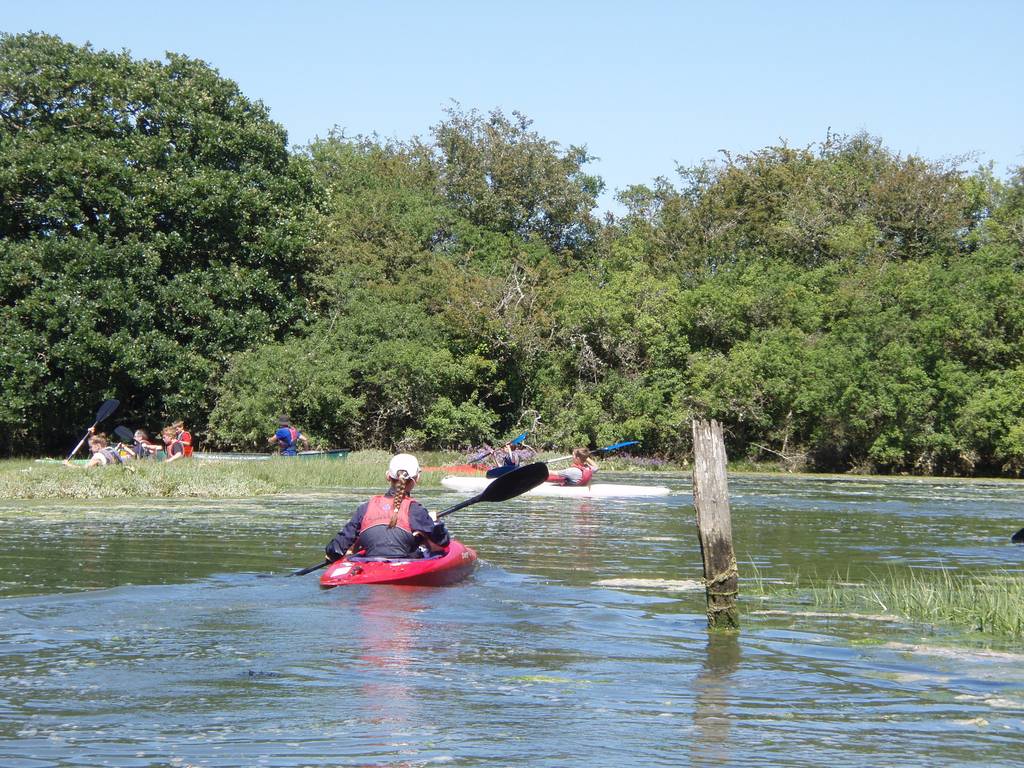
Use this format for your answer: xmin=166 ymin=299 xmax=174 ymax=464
xmin=547 ymin=440 xmax=640 ymax=464
xmin=292 ymin=561 xmax=330 ymax=576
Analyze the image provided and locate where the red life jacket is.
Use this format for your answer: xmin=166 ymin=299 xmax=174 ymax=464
xmin=176 ymin=429 xmax=193 ymax=457
xmin=576 ymin=462 xmax=594 ymax=485
xmin=547 ymin=461 xmax=595 ymax=486
xmin=359 ymin=494 xmax=414 ymax=534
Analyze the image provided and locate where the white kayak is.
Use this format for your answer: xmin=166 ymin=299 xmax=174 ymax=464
xmin=440 ymin=475 xmax=672 ymax=498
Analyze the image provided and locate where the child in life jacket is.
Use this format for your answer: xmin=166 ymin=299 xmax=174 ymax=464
xmin=547 ymin=447 xmax=598 ymax=486
xmin=64 ymin=431 xmax=127 ymax=468
xmin=162 ymin=426 xmax=189 ymax=462
xmin=324 ymin=453 xmax=450 ymax=560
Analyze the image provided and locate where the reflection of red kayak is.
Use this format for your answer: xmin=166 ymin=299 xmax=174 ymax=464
xmin=319 ymin=540 xmax=478 ymax=588
xmin=421 ymin=463 xmax=486 ymax=473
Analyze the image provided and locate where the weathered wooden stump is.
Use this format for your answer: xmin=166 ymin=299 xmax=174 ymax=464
xmin=692 ymin=418 xmax=739 ymax=630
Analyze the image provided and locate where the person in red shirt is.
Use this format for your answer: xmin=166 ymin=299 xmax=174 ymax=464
xmin=171 ymin=421 xmax=193 ymax=457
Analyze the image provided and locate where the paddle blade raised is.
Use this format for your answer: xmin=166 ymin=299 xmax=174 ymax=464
xmin=478 ymin=462 xmax=548 ymax=502
xmin=95 ymin=398 xmax=120 ymax=424
xmin=438 ymin=462 xmax=548 ymax=518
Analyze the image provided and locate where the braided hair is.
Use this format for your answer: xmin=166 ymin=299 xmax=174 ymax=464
xmin=389 ymin=470 xmax=410 ymax=528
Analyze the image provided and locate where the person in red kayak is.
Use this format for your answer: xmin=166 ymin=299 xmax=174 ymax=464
xmin=547 ymin=447 xmax=598 ymax=486
xmin=324 ymin=453 xmax=450 ymax=561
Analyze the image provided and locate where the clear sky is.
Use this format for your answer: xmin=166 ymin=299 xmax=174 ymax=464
xmin=4 ymin=1 xmax=1023 ymax=211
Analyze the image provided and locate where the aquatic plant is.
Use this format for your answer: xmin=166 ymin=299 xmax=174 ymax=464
xmin=804 ymin=568 xmax=1024 ymax=641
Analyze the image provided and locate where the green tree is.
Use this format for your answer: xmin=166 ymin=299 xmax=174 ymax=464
xmin=429 ymin=105 xmax=603 ymax=255
xmin=0 ymin=33 xmax=319 ymax=453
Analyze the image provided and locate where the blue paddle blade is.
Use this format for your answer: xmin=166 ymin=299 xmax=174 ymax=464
xmin=598 ymin=440 xmax=640 ymax=453
xmin=510 ymin=432 xmax=529 ymax=446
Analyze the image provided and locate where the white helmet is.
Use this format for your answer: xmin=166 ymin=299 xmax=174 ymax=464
xmin=387 ymin=453 xmax=420 ymax=480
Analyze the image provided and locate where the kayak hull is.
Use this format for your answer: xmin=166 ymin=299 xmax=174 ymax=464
xmin=440 ymin=476 xmax=672 ymax=498
xmin=194 ymin=449 xmax=350 ymax=462
xmin=421 ymin=463 xmax=487 ymax=474
xmin=319 ymin=539 xmax=478 ymax=588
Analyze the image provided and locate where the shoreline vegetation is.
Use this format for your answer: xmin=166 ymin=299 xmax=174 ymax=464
xmin=3 ymin=453 xmax=1023 ymax=501
xmin=0 ymin=451 xmax=678 ymax=500
xmin=3 ymin=34 xmax=1024 ymax=478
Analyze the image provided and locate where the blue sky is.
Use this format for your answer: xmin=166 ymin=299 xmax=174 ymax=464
xmin=5 ymin=1 xmax=1023 ymax=211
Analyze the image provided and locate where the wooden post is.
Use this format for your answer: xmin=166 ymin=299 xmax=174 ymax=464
xmin=692 ymin=418 xmax=739 ymax=629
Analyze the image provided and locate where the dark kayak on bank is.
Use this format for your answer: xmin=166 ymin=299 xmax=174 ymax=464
xmin=319 ymin=539 xmax=478 ymax=588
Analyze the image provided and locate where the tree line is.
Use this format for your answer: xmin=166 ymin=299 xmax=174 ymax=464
xmin=2 ymin=32 xmax=1023 ymax=475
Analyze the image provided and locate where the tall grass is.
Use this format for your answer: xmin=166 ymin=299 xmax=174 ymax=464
xmin=758 ymin=567 xmax=1024 ymax=641
xmin=0 ymin=450 xmax=460 ymax=499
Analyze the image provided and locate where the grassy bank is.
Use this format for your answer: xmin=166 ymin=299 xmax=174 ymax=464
xmin=0 ymin=451 xmax=682 ymax=499
xmin=754 ymin=568 xmax=1024 ymax=642
xmin=0 ymin=451 xmax=442 ymax=499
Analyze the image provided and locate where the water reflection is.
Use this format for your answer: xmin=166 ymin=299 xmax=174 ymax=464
xmin=345 ymin=588 xmax=428 ymax=729
xmin=691 ymin=632 xmax=741 ymax=766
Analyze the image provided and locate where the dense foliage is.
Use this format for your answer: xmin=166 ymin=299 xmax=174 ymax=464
xmin=0 ymin=33 xmax=318 ymax=452
xmin=3 ymin=33 xmax=1023 ymax=475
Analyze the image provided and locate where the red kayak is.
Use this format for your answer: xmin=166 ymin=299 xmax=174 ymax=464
xmin=319 ymin=539 xmax=478 ymax=588
xmin=421 ymin=463 xmax=486 ymax=474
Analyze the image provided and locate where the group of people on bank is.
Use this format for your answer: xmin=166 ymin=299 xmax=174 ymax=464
xmin=66 ymin=422 xmax=194 ymax=467
xmin=66 ymin=415 xmax=311 ymax=468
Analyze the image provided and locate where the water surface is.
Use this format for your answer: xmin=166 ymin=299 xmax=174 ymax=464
xmin=2 ymin=472 xmax=1023 ymax=766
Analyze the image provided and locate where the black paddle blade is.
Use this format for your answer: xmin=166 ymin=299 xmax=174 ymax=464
xmin=1012 ymin=527 xmax=1024 ymax=544
xmin=114 ymin=425 xmax=134 ymax=443
xmin=437 ymin=462 xmax=549 ymax=519
xmin=479 ymin=462 xmax=549 ymax=502
xmin=96 ymin=399 xmax=120 ymax=423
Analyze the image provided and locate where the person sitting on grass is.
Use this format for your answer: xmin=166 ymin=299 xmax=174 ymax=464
xmin=171 ymin=421 xmax=193 ymax=457
xmin=132 ymin=429 xmax=162 ymax=460
xmin=64 ymin=431 xmax=128 ymax=468
xmin=161 ymin=426 xmax=189 ymax=463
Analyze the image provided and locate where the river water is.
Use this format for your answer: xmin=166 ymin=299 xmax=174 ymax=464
xmin=1 ymin=472 xmax=1023 ymax=767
